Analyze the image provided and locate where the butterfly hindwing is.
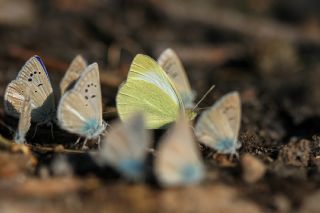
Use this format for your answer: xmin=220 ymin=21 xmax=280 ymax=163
xmin=4 ymin=79 xmax=29 ymax=117
xmin=116 ymin=54 xmax=184 ymax=129
xmin=195 ymin=92 xmax=241 ymax=154
xmin=158 ymin=48 xmax=195 ymax=108
xmin=155 ymin=116 xmax=205 ymax=186
xmin=99 ymin=113 xmax=150 ymax=180
xmin=57 ymin=63 xmax=105 ymax=139
xmin=14 ymin=88 xmax=32 ymax=144
xmin=60 ymin=55 xmax=87 ymax=94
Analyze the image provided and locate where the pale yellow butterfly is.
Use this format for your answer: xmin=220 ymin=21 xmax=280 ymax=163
xmin=116 ymin=54 xmax=196 ymax=129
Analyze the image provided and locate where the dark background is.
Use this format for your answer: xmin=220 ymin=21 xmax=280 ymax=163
xmin=1 ymin=0 xmax=320 ymax=212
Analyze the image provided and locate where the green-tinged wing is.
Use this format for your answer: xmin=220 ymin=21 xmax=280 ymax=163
xmin=117 ymin=80 xmax=180 ymax=129
xmin=128 ymin=54 xmax=184 ymax=109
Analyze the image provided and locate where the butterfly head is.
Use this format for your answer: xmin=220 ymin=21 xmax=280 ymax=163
xmin=185 ymin=109 xmax=197 ymax=121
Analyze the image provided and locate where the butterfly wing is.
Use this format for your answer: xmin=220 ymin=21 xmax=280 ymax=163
xmin=4 ymin=79 xmax=29 ymax=117
xmin=195 ymin=92 xmax=241 ymax=154
xmin=158 ymin=48 xmax=196 ymax=108
xmin=60 ymin=55 xmax=87 ymax=94
xmin=155 ymin=116 xmax=205 ymax=186
xmin=14 ymin=88 xmax=32 ymax=144
xmin=100 ymin=113 xmax=150 ymax=180
xmin=116 ymin=54 xmax=184 ymax=129
xmin=5 ymin=56 xmax=55 ymax=123
xmin=57 ymin=63 xmax=105 ymax=138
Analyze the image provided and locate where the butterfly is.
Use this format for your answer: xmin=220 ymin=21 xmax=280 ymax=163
xmin=154 ymin=116 xmax=205 ymax=186
xmin=57 ymin=62 xmax=106 ymax=147
xmin=195 ymin=92 xmax=241 ymax=155
xmin=4 ymin=56 xmax=56 ymax=125
xmin=60 ymin=55 xmax=87 ymax=95
xmin=97 ymin=113 xmax=151 ymax=180
xmin=158 ymin=48 xmax=196 ymax=108
xmin=116 ymin=54 xmax=196 ymax=129
xmin=14 ymin=88 xmax=32 ymax=144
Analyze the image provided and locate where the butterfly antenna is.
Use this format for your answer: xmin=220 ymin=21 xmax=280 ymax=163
xmin=193 ymin=85 xmax=215 ymax=111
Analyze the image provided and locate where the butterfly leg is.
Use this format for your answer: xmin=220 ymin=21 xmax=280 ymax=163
xmin=32 ymin=123 xmax=39 ymax=138
xmin=97 ymin=136 xmax=101 ymax=149
xmin=48 ymin=122 xmax=54 ymax=139
xmin=81 ymin=138 xmax=88 ymax=150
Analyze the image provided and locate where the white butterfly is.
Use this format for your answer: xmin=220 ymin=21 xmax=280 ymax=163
xmin=4 ymin=56 xmax=56 ymax=125
xmin=14 ymin=88 xmax=32 ymax=144
xmin=158 ymin=48 xmax=196 ymax=108
xmin=57 ymin=62 xmax=106 ymax=147
xmin=97 ymin=113 xmax=151 ymax=180
xmin=154 ymin=116 xmax=205 ymax=186
xmin=195 ymin=92 xmax=241 ymax=155
xmin=60 ymin=55 xmax=87 ymax=95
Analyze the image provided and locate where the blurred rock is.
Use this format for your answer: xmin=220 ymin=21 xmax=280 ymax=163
xmin=0 ymin=0 xmax=36 ymax=26
xmin=159 ymin=184 xmax=263 ymax=213
xmin=299 ymin=190 xmax=320 ymax=213
xmin=51 ymin=155 xmax=73 ymax=177
xmin=241 ymin=153 xmax=266 ymax=183
xmin=0 ymin=151 xmax=35 ymax=180
xmin=278 ymin=138 xmax=310 ymax=167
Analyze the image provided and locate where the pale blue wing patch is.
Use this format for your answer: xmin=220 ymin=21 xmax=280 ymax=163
xmin=57 ymin=63 xmax=105 ymax=139
xmin=98 ymin=113 xmax=151 ymax=180
xmin=155 ymin=116 xmax=205 ymax=186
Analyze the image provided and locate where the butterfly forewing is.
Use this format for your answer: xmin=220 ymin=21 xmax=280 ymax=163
xmin=155 ymin=116 xmax=205 ymax=186
xmin=14 ymin=88 xmax=32 ymax=144
xmin=158 ymin=48 xmax=195 ymax=107
xmin=60 ymin=55 xmax=87 ymax=94
xmin=58 ymin=63 xmax=104 ymax=138
xmin=116 ymin=54 xmax=185 ymax=129
xmin=100 ymin=113 xmax=150 ymax=180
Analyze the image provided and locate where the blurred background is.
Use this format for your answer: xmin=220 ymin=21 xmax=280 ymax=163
xmin=1 ymin=0 xmax=320 ymax=212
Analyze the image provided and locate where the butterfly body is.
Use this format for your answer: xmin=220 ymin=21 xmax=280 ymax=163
xmin=195 ymin=92 xmax=241 ymax=155
xmin=116 ymin=54 xmax=194 ymax=129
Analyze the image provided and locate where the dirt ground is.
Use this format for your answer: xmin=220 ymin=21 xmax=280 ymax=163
xmin=1 ymin=0 xmax=320 ymax=212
